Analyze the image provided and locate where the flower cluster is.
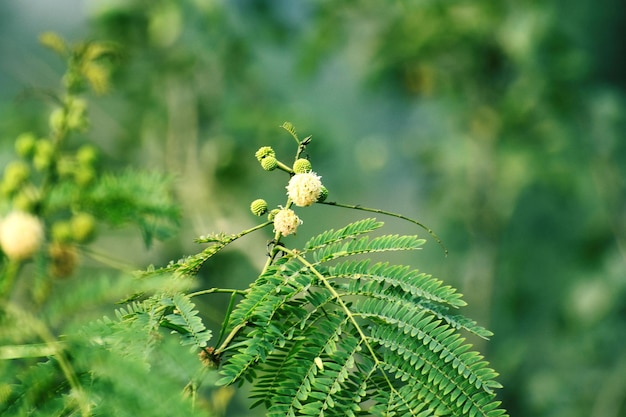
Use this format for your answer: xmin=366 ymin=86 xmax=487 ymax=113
xmin=286 ymin=172 xmax=323 ymax=207
xmin=252 ymin=130 xmax=328 ymax=238
xmin=273 ymin=208 xmax=302 ymax=237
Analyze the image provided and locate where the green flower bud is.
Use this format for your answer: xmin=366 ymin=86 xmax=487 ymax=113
xmin=293 ymin=158 xmax=312 ymax=174
xmin=255 ymin=146 xmax=275 ymax=162
xmin=52 ymin=221 xmax=73 ymax=243
xmin=33 ymin=139 xmax=54 ymax=171
xmin=250 ymin=199 xmax=268 ymax=216
xmin=15 ymin=133 xmax=37 ymax=158
xmin=49 ymin=108 xmax=65 ymax=132
xmin=74 ymin=166 xmax=96 ymax=187
xmin=267 ymin=208 xmax=280 ymax=221
xmin=260 ymin=156 xmax=278 ymax=171
xmin=71 ymin=213 xmax=96 ymax=243
xmin=66 ymin=98 xmax=89 ymax=132
xmin=3 ymin=161 xmax=30 ymax=188
xmin=76 ymin=144 xmax=98 ymax=167
xmin=317 ymin=185 xmax=329 ymax=203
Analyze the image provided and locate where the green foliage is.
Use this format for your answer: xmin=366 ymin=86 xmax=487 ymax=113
xmin=0 ymin=34 xmax=197 ymax=417
xmin=216 ymin=218 xmax=505 ymax=416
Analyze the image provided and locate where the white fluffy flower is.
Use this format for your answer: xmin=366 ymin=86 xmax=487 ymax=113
xmin=273 ymin=208 xmax=302 ymax=237
xmin=286 ymin=172 xmax=323 ymax=207
xmin=0 ymin=211 xmax=44 ymax=260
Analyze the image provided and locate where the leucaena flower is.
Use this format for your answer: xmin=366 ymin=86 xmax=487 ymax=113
xmin=286 ymin=172 xmax=323 ymax=207
xmin=273 ymin=208 xmax=302 ymax=237
xmin=0 ymin=211 xmax=44 ymax=260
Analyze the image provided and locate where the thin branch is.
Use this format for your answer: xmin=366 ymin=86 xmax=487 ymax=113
xmin=320 ymin=201 xmax=448 ymax=256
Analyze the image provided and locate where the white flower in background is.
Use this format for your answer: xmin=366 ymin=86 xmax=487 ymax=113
xmin=273 ymin=208 xmax=302 ymax=237
xmin=0 ymin=211 xmax=44 ymax=260
xmin=286 ymin=172 xmax=323 ymax=207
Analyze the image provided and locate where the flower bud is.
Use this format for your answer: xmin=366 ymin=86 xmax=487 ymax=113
xmin=286 ymin=172 xmax=323 ymax=207
xmin=76 ymin=144 xmax=98 ymax=167
xmin=52 ymin=221 xmax=73 ymax=243
xmin=33 ymin=140 xmax=54 ymax=171
xmin=15 ymin=133 xmax=37 ymax=158
xmin=71 ymin=213 xmax=96 ymax=243
xmin=293 ymin=158 xmax=312 ymax=174
xmin=250 ymin=199 xmax=268 ymax=216
xmin=2 ymin=161 xmax=30 ymax=193
xmin=260 ymin=156 xmax=278 ymax=171
xmin=273 ymin=208 xmax=302 ymax=237
xmin=317 ymin=185 xmax=329 ymax=203
xmin=267 ymin=208 xmax=280 ymax=221
xmin=255 ymin=146 xmax=275 ymax=162
xmin=0 ymin=211 xmax=44 ymax=260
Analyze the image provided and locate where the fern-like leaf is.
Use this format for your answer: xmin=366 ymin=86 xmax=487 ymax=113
xmin=162 ymin=293 xmax=212 ymax=350
xmin=218 ymin=219 xmax=507 ymax=417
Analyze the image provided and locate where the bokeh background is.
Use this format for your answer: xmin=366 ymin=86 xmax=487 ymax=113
xmin=1 ymin=1 xmax=625 ymax=416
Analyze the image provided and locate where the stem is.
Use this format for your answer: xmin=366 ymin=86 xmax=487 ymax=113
xmin=320 ymin=201 xmax=448 ymax=256
xmin=276 ymin=160 xmax=294 ymax=174
xmin=0 ymin=259 xmax=21 ymax=300
xmin=5 ymin=303 xmax=91 ymax=417
xmin=187 ymin=288 xmax=247 ymax=298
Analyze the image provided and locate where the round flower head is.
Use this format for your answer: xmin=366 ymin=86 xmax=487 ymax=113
xmin=261 ymin=156 xmax=278 ymax=171
xmin=286 ymin=172 xmax=323 ymax=207
xmin=293 ymin=158 xmax=312 ymax=174
xmin=273 ymin=208 xmax=302 ymax=237
xmin=0 ymin=211 xmax=44 ymax=260
xmin=250 ymin=199 xmax=268 ymax=216
xmin=255 ymin=146 xmax=275 ymax=162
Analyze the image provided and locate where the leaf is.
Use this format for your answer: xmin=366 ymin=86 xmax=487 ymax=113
xmin=218 ymin=218 xmax=507 ymax=417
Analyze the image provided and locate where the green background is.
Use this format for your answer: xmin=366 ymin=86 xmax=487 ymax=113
xmin=1 ymin=1 xmax=625 ymax=416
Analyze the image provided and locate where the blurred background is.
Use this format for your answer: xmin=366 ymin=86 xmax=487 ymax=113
xmin=1 ymin=1 xmax=625 ymax=416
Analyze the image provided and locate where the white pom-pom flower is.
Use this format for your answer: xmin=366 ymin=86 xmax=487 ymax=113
xmin=0 ymin=211 xmax=44 ymax=260
xmin=273 ymin=208 xmax=302 ymax=237
xmin=286 ymin=172 xmax=323 ymax=207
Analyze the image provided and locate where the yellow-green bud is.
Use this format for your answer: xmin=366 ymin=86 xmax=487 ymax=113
xmin=267 ymin=208 xmax=280 ymax=221
xmin=49 ymin=108 xmax=65 ymax=132
xmin=3 ymin=161 xmax=30 ymax=188
xmin=250 ymin=199 xmax=268 ymax=216
xmin=71 ymin=213 xmax=96 ymax=243
xmin=15 ymin=133 xmax=37 ymax=158
xmin=293 ymin=158 xmax=312 ymax=174
xmin=74 ymin=166 xmax=96 ymax=187
xmin=66 ymin=98 xmax=89 ymax=132
xmin=33 ymin=139 xmax=54 ymax=171
xmin=260 ymin=156 xmax=278 ymax=171
xmin=52 ymin=221 xmax=73 ymax=243
xmin=317 ymin=185 xmax=328 ymax=202
xmin=76 ymin=144 xmax=98 ymax=167
xmin=255 ymin=146 xmax=275 ymax=162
